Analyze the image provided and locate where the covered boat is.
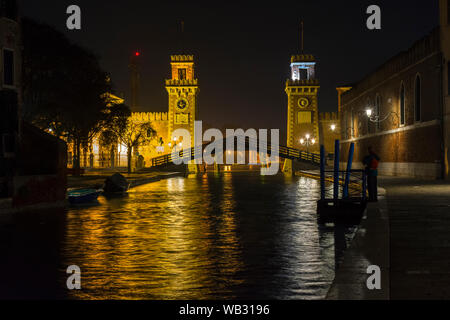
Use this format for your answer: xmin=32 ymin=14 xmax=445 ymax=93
xmin=103 ymin=173 xmax=130 ymax=194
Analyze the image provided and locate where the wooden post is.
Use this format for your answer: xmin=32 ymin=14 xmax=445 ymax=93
xmin=343 ymin=142 xmax=355 ymax=199
xmin=320 ymin=145 xmax=326 ymax=200
xmin=333 ymin=140 xmax=340 ymax=201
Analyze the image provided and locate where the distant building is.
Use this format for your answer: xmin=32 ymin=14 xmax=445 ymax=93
xmin=85 ymin=55 xmax=199 ymax=170
xmin=338 ymin=2 xmax=450 ymax=179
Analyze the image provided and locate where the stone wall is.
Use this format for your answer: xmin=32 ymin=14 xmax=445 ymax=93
xmin=131 ymin=112 xmax=169 ymax=167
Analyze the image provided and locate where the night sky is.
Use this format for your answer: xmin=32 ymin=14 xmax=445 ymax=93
xmin=19 ymin=0 xmax=438 ymax=136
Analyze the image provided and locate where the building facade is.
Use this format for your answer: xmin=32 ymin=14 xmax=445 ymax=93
xmin=439 ymin=0 xmax=450 ymax=179
xmin=0 ymin=0 xmax=20 ymax=198
xmin=1 ymin=1 xmax=67 ymax=211
xmin=339 ymin=26 xmax=445 ymax=179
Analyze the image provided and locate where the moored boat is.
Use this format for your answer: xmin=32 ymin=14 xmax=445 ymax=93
xmin=68 ymin=189 xmax=103 ymax=205
xmin=103 ymin=173 xmax=130 ymax=194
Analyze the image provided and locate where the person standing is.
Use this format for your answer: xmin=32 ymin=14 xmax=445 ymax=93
xmin=363 ymin=146 xmax=380 ymax=202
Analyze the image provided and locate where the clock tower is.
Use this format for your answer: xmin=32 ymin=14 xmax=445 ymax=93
xmin=284 ymin=54 xmax=320 ymax=173
xmin=166 ymin=55 xmax=199 ymax=148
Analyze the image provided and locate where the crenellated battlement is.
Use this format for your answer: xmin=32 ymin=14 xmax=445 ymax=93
xmin=171 ymin=55 xmax=194 ymax=63
xmin=319 ymin=112 xmax=339 ymax=121
xmin=166 ymin=79 xmax=199 ymax=86
xmin=286 ymin=79 xmax=319 ymax=87
xmin=132 ymin=112 xmax=169 ymax=122
xmin=291 ymin=54 xmax=315 ymax=63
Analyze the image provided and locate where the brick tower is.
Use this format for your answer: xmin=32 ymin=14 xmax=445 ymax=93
xmin=284 ymin=54 xmax=320 ymax=173
xmin=166 ymin=55 xmax=199 ymax=149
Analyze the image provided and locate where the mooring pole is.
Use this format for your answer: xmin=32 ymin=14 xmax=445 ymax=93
xmin=320 ymin=145 xmax=325 ymax=201
xmin=333 ymin=140 xmax=340 ymax=201
xmin=362 ymin=171 xmax=367 ymax=202
xmin=343 ymin=142 xmax=355 ymax=199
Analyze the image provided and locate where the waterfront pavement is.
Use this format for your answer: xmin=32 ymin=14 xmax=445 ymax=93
xmin=68 ymin=169 xmax=183 ymax=189
xmin=327 ymin=176 xmax=450 ymax=300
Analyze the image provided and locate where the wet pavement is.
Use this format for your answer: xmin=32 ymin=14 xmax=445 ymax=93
xmin=328 ymin=176 xmax=450 ymax=300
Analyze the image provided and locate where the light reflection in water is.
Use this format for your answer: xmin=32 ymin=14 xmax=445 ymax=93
xmin=62 ymin=173 xmax=353 ymax=300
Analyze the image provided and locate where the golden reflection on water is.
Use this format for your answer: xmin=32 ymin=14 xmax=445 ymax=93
xmin=63 ymin=173 xmax=340 ymax=300
xmin=65 ymin=174 xmax=247 ymax=300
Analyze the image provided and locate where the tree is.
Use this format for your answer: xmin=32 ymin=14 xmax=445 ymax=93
xmin=99 ymin=104 xmax=156 ymax=173
xmin=21 ymin=18 xmax=112 ymax=175
xmin=118 ymin=120 xmax=155 ymax=174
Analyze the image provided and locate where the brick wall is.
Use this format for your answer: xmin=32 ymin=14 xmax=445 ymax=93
xmin=339 ymin=29 xmax=444 ymax=178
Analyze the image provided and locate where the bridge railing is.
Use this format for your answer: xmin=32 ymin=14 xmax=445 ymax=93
xmin=151 ymin=136 xmax=321 ymax=167
xmin=322 ymin=169 xmax=367 ymax=200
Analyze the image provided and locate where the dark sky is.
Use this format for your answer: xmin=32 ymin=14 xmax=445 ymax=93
xmin=19 ymin=0 xmax=438 ymax=133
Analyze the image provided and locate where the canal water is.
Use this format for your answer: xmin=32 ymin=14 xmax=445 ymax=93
xmin=0 ymin=173 xmax=356 ymax=300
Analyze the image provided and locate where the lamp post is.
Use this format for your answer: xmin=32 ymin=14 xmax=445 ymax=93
xmin=365 ymin=107 xmax=399 ymax=126
xmin=300 ymin=134 xmax=316 ymax=153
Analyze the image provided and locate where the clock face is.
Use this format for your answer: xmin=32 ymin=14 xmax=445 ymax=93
xmin=177 ymin=99 xmax=188 ymax=110
xmin=299 ymin=97 xmax=310 ymax=108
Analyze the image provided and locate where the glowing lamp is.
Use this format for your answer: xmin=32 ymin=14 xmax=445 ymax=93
xmin=331 ymin=124 xmax=336 ymax=131
xmin=305 ymin=134 xmax=310 ymax=140
xmin=300 ymin=139 xmax=305 ymax=144
xmin=135 ymin=51 xmax=140 ymax=57
xmin=366 ymin=108 xmax=373 ymax=117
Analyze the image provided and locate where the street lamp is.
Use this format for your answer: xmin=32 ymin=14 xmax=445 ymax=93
xmin=365 ymin=107 xmax=399 ymax=125
xmin=330 ymin=124 xmax=336 ymax=131
xmin=300 ymin=134 xmax=316 ymax=153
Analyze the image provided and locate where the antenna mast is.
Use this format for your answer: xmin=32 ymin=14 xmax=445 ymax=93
xmin=300 ymin=21 xmax=304 ymax=53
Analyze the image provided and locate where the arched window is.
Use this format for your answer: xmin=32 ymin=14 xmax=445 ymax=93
xmin=415 ymin=75 xmax=421 ymax=122
xmin=375 ymin=94 xmax=381 ymax=131
xmin=400 ymin=82 xmax=406 ymax=126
